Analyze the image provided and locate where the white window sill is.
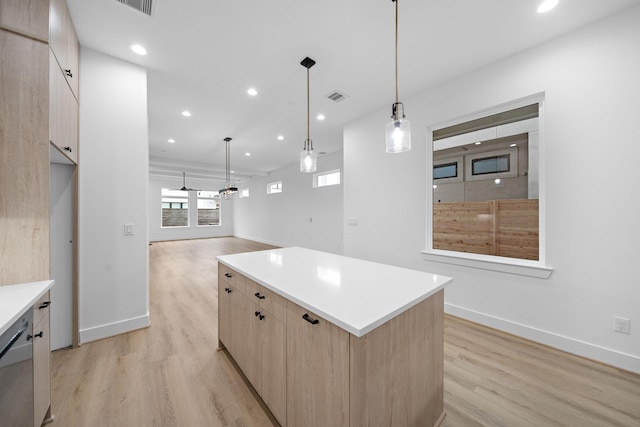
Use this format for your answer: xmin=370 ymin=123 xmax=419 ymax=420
xmin=421 ymin=250 xmax=553 ymax=279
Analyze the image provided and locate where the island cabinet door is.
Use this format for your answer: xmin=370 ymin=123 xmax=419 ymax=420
xmin=286 ymin=302 xmax=349 ymax=427
xmin=239 ymin=298 xmax=262 ymax=392
xmin=218 ymin=278 xmax=249 ymax=365
xmin=260 ymin=311 xmax=286 ymax=426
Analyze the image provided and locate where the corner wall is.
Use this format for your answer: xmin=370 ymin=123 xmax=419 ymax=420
xmin=233 ymin=151 xmax=344 ymax=253
xmin=343 ymin=6 xmax=640 ymax=373
xmin=78 ymin=48 xmax=150 ymax=342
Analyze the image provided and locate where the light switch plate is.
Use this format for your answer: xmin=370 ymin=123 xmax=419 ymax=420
xmin=124 ymin=223 xmax=134 ymax=235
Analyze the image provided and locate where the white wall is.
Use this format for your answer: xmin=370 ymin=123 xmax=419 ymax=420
xmin=149 ymin=176 xmax=233 ymax=241
xmin=344 ymin=6 xmax=640 ymax=373
xmin=234 ymin=151 xmax=343 ymax=254
xmin=78 ymin=48 xmax=150 ymax=343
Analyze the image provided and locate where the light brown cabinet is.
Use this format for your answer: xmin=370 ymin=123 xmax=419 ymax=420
xmin=49 ymin=0 xmax=79 ymax=100
xmin=0 ymin=0 xmax=49 ymax=41
xmin=32 ymin=292 xmax=52 ymax=427
xmin=0 ymin=27 xmax=50 ymax=286
xmin=218 ymin=264 xmax=446 ymax=427
xmin=286 ymin=302 xmax=349 ymax=427
xmin=49 ymin=48 xmax=78 ymax=163
xmin=218 ymin=266 xmax=287 ymax=426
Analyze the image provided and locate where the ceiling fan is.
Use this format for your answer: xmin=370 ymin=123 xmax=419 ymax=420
xmin=175 ymin=172 xmax=200 ymax=192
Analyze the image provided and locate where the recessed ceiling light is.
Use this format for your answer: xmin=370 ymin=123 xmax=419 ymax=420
xmin=277 ymin=135 xmax=284 ymax=141
xmin=168 ymin=139 xmax=175 ymax=143
xmin=182 ymin=110 xmax=191 ymax=117
xmin=475 ymin=142 xmax=482 ymax=145
xmin=510 ymin=143 xmax=517 ymax=147
xmin=247 ymin=88 xmax=258 ymax=96
xmin=317 ymin=114 xmax=325 ymax=121
xmin=130 ymin=44 xmax=147 ymax=55
xmin=537 ymin=0 xmax=558 ymax=13
xmin=245 ymin=152 xmax=251 ymax=156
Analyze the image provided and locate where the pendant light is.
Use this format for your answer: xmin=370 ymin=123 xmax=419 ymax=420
xmin=300 ymin=56 xmax=317 ymax=173
xmin=385 ymin=0 xmax=411 ymax=153
xmin=219 ymin=137 xmax=238 ymax=199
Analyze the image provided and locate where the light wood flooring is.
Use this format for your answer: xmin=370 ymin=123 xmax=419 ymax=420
xmin=50 ymin=237 xmax=640 ymax=427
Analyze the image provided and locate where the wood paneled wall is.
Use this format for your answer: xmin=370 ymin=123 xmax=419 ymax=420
xmin=433 ymin=199 xmax=539 ymax=260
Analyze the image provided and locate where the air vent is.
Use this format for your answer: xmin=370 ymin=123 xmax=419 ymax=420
xmin=116 ymin=0 xmax=153 ymax=16
xmin=326 ymin=90 xmax=348 ymax=103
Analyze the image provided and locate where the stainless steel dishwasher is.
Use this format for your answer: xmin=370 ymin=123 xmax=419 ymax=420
xmin=0 ymin=308 xmax=34 ymax=427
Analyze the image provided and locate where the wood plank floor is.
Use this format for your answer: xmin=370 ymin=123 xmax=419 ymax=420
xmin=50 ymin=237 xmax=640 ymax=427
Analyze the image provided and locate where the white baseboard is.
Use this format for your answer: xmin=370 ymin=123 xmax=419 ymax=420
xmin=445 ymin=303 xmax=640 ymax=375
xmin=232 ymin=234 xmax=289 ymax=248
xmin=79 ymin=314 xmax=150 ymax=344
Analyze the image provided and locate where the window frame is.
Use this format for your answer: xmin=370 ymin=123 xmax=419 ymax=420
xmin=267 ymin=181 xmax=283 ymax=194
xmin=424 ymin=93 xmax=551 ymax=278
xmin=161 ymin=188 xmax=190 ymax=228
xmin=196 ymin=190 xmax=220 ymax=227
xmin=313 ymin=169 xmax=341 ymax=188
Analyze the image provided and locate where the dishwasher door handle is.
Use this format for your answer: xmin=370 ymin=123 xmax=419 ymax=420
xmin=0 ymin=325 xmax=27 ymax=359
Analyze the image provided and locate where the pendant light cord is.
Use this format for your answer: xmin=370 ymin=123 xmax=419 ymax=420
xmin=395 ymin=0 xmax=399 ymax=104
xmin=307 ymin=67 xmax=310 ymax=142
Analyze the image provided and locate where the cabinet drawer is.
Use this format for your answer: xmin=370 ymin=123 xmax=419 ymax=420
xmin=246 ymin=280 xmax=287 ymax=322
xmin=218 ymin=264 xmax=245 ymax=294
xmin=33 ymin=290 xmax=51 ymax=327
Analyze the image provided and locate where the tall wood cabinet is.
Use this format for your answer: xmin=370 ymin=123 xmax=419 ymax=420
xmin=49 ymin=0 xmax=79 ymax=163
xmin=1 ymin=0 xmax=79 ymax=425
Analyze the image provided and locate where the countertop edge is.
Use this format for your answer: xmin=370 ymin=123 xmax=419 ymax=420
xmin=0 ymin=280 xmax=55 ymax=336
xmin=217 ymin=254 xmax=453 ymax=337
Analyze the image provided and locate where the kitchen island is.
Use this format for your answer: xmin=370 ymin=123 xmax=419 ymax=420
xmin=217 ymin=247 xmax=452 ymax=427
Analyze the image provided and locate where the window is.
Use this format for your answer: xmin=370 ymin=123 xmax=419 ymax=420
xmin=267 ymin=181 xmax=282 ymax=194
xmin=472 ymin=154 xmax=509 ymax=175
xmin=161 ymin=189 xmax=189 ymax=227
xmin=433 ymin=162 xmax=458 ymax=179
xmin=239 ymin=188 xmax=250 ymax=198
xmin=197 ymin=191 xmax=219 ymax=226
xmin=313 ymin=169 xmax=341 ymax=188
xmin=428 ymin=97 xmax=545 ymax=269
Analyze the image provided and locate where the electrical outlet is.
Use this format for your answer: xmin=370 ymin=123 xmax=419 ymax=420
xmin=614 ymin=317 xmax=630 ymax=334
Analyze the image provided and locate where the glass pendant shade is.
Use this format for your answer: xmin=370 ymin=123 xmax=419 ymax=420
xmin=385 ymin=102 xmax=411 ymax=153
xmin=300 ymin=139 xmax=317 ymax=173
xmin=385 ymin=117 xmax=411 ymax=153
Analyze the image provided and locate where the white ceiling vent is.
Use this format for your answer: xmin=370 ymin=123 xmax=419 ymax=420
xmin=326 ymin=90 xmax=348 ymax=103
xmin=116 ymin=0 xmax=154 ymax=16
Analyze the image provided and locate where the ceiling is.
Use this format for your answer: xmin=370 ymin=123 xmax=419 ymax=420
xmin=67 ymin=0 xmax=640 ymax=183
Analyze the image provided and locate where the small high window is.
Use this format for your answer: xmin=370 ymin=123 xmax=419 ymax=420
xmin=267 ymin=181 xmax=282 ymax=194
xmin=239 ymin=188 xmax=250 ymax=198
xmin=313 ymin=169 xmax=341 ymax=188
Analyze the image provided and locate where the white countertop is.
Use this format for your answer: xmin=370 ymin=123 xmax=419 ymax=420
xmin=0 ymin=280 xmax=54 ymax=336
xmin=217 ymin=247 xmax=452 ymax=337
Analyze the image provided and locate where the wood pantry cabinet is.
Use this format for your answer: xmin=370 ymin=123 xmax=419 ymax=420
xmin=49 ymin=48 xmax=79 ymax=163
xmin=49 ymin=0 xmax=79 ymax=163
xmin=49 ymin=0 xmax=79 ymax=100
xmin=218 ymin=262 xmax=447 ymax=427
